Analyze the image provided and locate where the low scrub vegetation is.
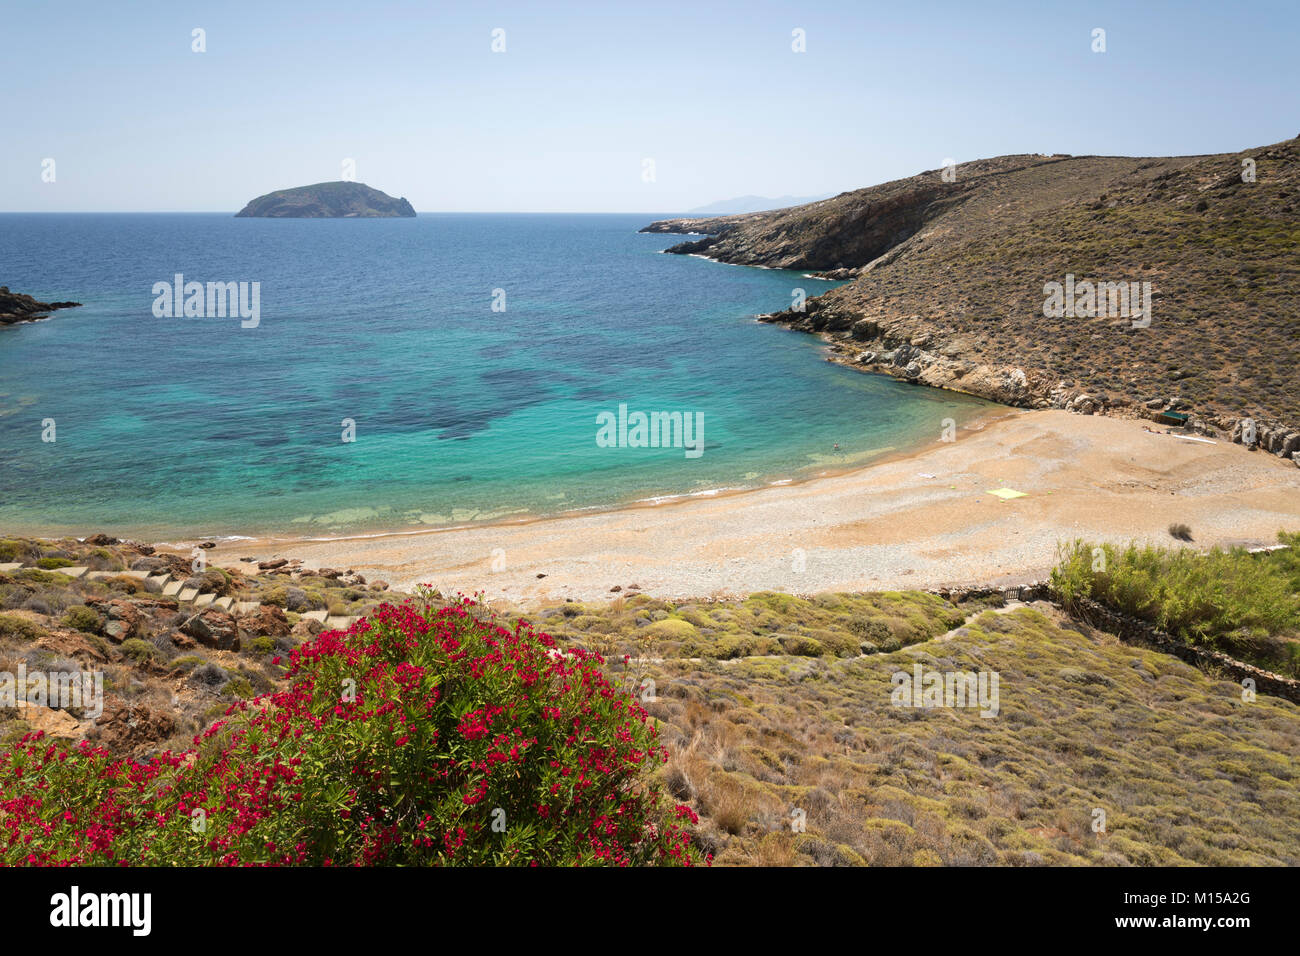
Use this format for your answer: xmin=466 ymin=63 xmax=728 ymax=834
xmin=529 ymin=585 xmax=1300 ymax=865
xmin=1052 ymin=532 xmax=1300 ymax=676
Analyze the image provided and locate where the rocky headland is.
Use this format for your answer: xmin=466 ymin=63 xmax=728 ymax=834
xmin=0 ymin=287 xmax=81 ymax=327
xmin=235 ymin=181 xmax=416 ymax=218
xmin=643 ymin=138 xmax=1300 ymax=465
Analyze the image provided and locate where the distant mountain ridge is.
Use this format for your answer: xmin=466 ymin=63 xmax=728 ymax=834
xmin=236 ymin=181 xmax=416 ymax=218
xmin=685 ymin=194 xmax=835 ymax=215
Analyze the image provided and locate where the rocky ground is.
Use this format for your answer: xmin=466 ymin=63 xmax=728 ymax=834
xmin=0 ymin=534 xmax=395 ymax=756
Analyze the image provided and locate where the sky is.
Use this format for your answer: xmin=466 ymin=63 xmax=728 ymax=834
xmin=3 ymin=0 xmax=1298 ymax=212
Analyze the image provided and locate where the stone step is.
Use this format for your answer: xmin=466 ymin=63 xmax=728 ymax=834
xmin=212 ymin=596 xmax=234 ymax=611
xmin=193 ymin=592 xmax=216 ymax=608
xmin=61 ymin=566 xmax=90 ymax=579
xmin=146 ymin=573 xmax=171 ymax=588
xmin=0 ymin=562 xmax=22 ymax=572
xmin=301 ymin=610 xmax=329 ymax=623
xmin=163 ymin=581 xmax=182 ymax=597
xmin=83 ymin=570 xmax=114 ymax=580
xmin=177 ymin=587 xmax=199 ymax=602
xmin=234 ymin=601 xmax=260 ymax=615
xmin=120 ymin=569 xmax=150 ymax=580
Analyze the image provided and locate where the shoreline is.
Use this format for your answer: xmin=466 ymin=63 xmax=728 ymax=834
xmin=2 ymin=398 xmax=1003 ymax=547
xmin=156 ymin=403 xmax=1008 ymax=550
xmin=168 ymin=407 xmax=1300 ymax=606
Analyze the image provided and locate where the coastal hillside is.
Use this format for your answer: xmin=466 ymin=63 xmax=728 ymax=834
xmin=235 ymin=181 xmax=416 ymax=218
xmin=547 ymin=590 xmax=1300 ymax=866
xmin=642 ymin=138 xmax=1300 ymax=450
xmin=3 ymin=533 xmax=1298 ymax=865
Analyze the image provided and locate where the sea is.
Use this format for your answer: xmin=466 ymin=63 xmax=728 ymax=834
xmin=0 ymin=213 xmax=991 ymax=540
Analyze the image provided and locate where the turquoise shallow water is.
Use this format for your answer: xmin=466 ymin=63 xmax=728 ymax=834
xmin=0 ymin=213 xmax=991 ymax=539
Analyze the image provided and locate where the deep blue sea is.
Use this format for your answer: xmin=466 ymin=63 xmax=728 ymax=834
xmin=0 ymin=213 xmax=991 ymax=539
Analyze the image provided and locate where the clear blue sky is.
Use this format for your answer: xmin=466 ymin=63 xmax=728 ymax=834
xmin=3 ymin=0 xmax=1297 ymax=212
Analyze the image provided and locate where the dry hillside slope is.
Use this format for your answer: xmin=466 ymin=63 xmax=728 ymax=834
xmin=643 ymin=139 xmax=1300 ymax=454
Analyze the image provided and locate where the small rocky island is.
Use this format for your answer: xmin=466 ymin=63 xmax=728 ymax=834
xmin=235 ymin=181 xmax=416 ymax=218
xmin=0 ymin=287 xmax=81 ymax=327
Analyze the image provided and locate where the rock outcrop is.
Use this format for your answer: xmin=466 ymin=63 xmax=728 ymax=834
xmin=0 ymin=286 xmax=81 ymax=327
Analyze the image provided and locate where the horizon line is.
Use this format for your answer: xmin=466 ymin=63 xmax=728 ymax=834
xmin=0 ymin=209 xmax=698 ymax=216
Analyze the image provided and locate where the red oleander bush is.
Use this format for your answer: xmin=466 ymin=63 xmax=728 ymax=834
xmin=0 ymin=590 xmax=705 ymax=866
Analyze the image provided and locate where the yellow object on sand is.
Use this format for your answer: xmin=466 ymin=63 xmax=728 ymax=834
xmin=987 ymin=487 xmax=1028 ymax=500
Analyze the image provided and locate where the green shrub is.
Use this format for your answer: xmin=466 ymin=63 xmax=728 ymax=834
xmin=778 ymin=635 xmax=826 ymax=657
xmin=850 ymin=618 xmax=892 ymax=644
xmin=0 ymin=613 xmax=46 ymax=642
xmin=646 ymin=618 xmax=697 ymax=641
xmin=61 ymin=605 xmax=103 ymax=634
xmin=120 ymin=639 xmax=156 ymax=663
xmin=35 ymin=557 xmax=73 ymax=570
xmin=1052 ymin=533 xmax=1300 ymax=675
xmin=220 ymin=676 xmax=254 ymax=699
xmin=14 ymin=569 xmax=71 ymax=585
xmin=0 ymin=540 xmax=33 ymax=563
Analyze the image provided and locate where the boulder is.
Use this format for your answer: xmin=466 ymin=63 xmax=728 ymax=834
xmin=35 ymin=628 xmax=109 ymax=663
xmin=241 ymin=603 xmax=292 ymax=638
xmin=850 ymin=318 xmax=880 ymax=341
xmin=180 ymin=609 xmax=240 ymax=651
xmin=291 ymin=617 xmax=325 ymax=639
xmin=892 ymin=345 xmax=917 ymax=367
xmin=14 ymin=702 xmax=85 ymax=740
xmin=93 ymin=702 xmax=176 ymax=753
xmin=85 ymin=599 xmax=143 ymax=643
xmin=258 ymin=558 xmax=289 ymax=571
xmin=183 ymin=568 xmax=232 ymax=596
xmin=283 ymin=587 xmax=312 ymax=612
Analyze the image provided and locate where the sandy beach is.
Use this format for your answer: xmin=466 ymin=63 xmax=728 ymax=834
xmin=202 ymin=409 xmax=1300 ymax=606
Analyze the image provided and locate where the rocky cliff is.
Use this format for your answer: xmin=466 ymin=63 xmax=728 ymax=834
xmin=235 ymin=181 xmax=416 ymax=218
xmin=643 ymin=138 xmax=1300 ymax=462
